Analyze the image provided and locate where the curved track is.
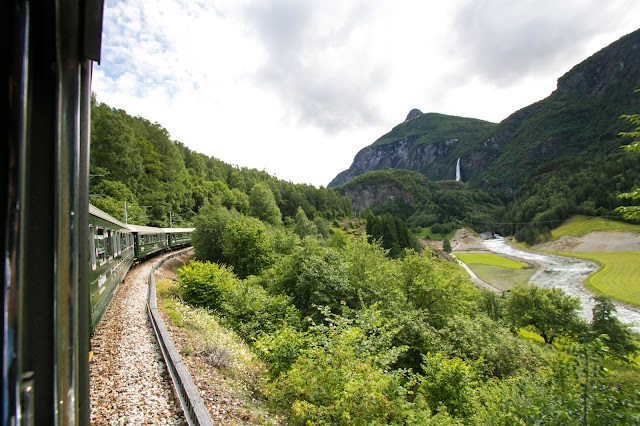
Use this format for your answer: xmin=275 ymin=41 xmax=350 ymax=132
xmin=90 ymin=249 xmax=211 ymax=424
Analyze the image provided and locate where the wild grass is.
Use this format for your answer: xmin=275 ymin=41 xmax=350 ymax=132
xmin=551 ymin=215 xmax=640 ymax=240
xmin=156 ymin=278 xmax=268 ymax=383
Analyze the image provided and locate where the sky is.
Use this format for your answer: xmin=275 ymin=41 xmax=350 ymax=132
xmin=92 ymin=0 xmax=640 ymax=188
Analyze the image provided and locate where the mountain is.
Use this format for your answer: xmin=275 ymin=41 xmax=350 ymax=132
xmin=329 ymin=29 xmax=640 ymax=194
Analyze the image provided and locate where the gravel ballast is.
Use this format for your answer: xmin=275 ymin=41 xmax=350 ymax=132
xmin=89 ymin=253 xmax=186 ymax=425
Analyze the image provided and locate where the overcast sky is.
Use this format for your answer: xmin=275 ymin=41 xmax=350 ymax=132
xmin=92 ymin=0 xmax=640 ymax=187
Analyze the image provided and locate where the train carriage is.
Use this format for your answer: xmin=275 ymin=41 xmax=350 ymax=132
xmin=88 ymin=205 xmax=135 ymax=334
xmin=163 ymin=227 xmax=195 ymax=249
xmin=127 ymin=224 xmax=170 ymax=263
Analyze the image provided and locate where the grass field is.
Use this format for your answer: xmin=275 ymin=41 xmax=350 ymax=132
xmin=456 ymin=253 xmax=528 ymax=269
xmin=456 ymin=253 xmax=535 ymax=291
xmin=551 ymin=215 xmax=640 ymax=240
xmin=550 ymin=251 xmax=640 ymax=306
xmin=467 ymin=264 xmax=536 ymax=291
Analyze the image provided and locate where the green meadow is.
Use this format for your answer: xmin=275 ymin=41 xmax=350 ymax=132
xmin=552 ymin=251 xmax=640 ymax=306
xmin=456 ymin=253 xmax=535 ymax=292
xmin=455 ymin=253 xmax=527 ymax=269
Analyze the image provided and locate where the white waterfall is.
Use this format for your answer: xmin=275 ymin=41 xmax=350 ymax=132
xmin=455 ymin=158 xmax=461 ymax=182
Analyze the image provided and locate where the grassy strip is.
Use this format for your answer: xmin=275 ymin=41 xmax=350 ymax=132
xmin=551 ymin=215 xmax=640 ymax=240
xmin=155 ymin=278 xmax=275 ymax=422
xmin=548 ymin=251 xmax=640 ymax=306
xmin=456 ymin=253 xmax=527 ymax=269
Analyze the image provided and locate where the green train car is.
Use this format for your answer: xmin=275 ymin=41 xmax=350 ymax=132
xmin=127 ymin=224 xmax=169 ymax=263
xmin=88 ymin=205 xmax=135 ymax=334
xmin=163 ymin=227 xmax=195 ymax=249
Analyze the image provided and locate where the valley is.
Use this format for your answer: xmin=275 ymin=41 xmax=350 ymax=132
xmin=450 ymin=220 xmax=640 ymax=331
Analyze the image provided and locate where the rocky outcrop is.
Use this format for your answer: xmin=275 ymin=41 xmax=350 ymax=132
xmin=339 ymin=183 xmax=413 ymax=211
xmin=405 ymin=108 xmax=423 ymax=121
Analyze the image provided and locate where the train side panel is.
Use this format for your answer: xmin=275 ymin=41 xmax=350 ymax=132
xmin=163 ymin=227 xmax=195 ymax=249
xmin=128 ymin=224 xmax=170 ymax=262
xmin=88 ymin=206 xmax=134 ymax=333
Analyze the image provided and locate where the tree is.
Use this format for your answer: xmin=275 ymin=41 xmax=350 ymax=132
xmin=504 ymin=284 xmax=584 ymax=344
xmin=191 ymin=204 xmax=239 ymax=262
xmin=590 ymin=295 xmax=638 ymax=361
xmin=249 ymin=183 xmax=282 ymax=226
xmin=293 ymin=206 xmax=318 ymax=239
xmin=615 ymin=109 xmax=640 ymax=220
xmin=443 ymin=238 xmax=452 ymax=253
xmin=222 ymin=217 xmax=274 ymax=278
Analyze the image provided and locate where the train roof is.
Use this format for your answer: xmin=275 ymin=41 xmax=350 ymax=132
xmin=125 ymin=224 xmax=167 ymax=234
xmin=89 ymin=204 xmax=130 ymax=229
xmin=161 ymin=228 xmax=195 ymax=233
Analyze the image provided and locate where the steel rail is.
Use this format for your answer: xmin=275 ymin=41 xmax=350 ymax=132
xmin=147 ymin=249 xmax=214 ymax=426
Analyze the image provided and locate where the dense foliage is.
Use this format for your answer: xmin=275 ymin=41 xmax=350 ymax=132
xmin=89 ymin=96 xmax=352 ymax=226
xmin=338 ymin=169 xmax=505 ymax=237
xmin=179 ymin=198 xmax=639 ymax=423
xmin=365 ymin=213 xmax=419 ymax=257
xmin=615 ymin=108 xmax=640 ymax=220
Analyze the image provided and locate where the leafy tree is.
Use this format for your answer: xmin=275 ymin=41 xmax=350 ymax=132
xmin=177 ymin=260 xmax=237 ymax=308
xmin=418 ymin=352 xmax=479 ymax=419
xmin=615 ymin=109 xmax=640 ymax=220
xmin=270 ymin=240 xmax=351 ymax=321
xmin=191 ymin=204 xmax=240 ymax=262
xmin=590 ymin=295 xmax=638 ymax=361
xmin=443 ymin=238 xmax=452 ymax=253
xmin=292 ymin=206 xmax=318 ymax=240
xmin=504 ymin=284 xmax=584 ymax=344
xmin=249 ymin=182 xmax=282 ymax=226
xmin=222 ymin=217 xmax=274 ymax=278
xmin=265 ymin=305 xmax=407 ymax=425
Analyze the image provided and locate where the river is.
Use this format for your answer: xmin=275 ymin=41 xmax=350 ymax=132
xmin=481 ymin=236 xmax=640 ymax=333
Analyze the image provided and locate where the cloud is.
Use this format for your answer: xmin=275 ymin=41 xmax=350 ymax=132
xmin=242 ymin=0 xmax=390 ymax=133
xmin=450 ymin=0 xmax=636 ymax=87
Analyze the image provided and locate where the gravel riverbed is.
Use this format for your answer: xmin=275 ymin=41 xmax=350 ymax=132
xmin=89 ymin=253 xmax=186 ymax=425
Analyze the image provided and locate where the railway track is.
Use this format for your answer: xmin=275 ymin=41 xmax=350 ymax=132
xmin=90 ymin=249 xmax=213 ymax=425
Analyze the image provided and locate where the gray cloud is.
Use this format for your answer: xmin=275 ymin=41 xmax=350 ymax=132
xmin=450 ymin=0 xmax=632 ymax=86
xmin=243 ymin=0 xmax=389 ymax=133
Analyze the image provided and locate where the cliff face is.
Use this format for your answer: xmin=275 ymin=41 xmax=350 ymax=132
xmin=329 ymin=29 xmax=640 ymax=193
xmin=339 ymin=182 xmax=413 ymax=211
xmin=329 ymin=113 xmax=498 ymax=187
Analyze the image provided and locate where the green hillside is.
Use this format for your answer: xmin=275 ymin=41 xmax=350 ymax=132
xmin=551 ymin=215 xmax=640 ymax=240
xmin=337 ymin=169 xmax=505 ymax=236
xmin=372 ymin=112 xmax=496 ymax=149
xmin=331 ymin=29 xmax=640 ymax=243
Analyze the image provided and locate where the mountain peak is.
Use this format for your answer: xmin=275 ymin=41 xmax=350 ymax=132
xmin=405 ymin=108 xmax=423 ymax=121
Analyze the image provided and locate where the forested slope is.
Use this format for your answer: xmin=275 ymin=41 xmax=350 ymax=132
xmin=89 ymin=97 xmax=352 ymax=226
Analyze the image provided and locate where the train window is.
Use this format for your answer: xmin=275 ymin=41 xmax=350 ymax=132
xmin=115 ymin=231 xmax=121 ymax=256
xmin=120 ymin=233 xmax=125 ymax=255
xmin=96 ymin=227 xmax=106 ymax=266
xmin=107 ymin=230 xmax=114 ymax=260
xmin=89 ymin=225 xmax=96 ymax=271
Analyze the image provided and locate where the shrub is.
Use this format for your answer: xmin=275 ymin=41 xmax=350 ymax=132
xmin=177 ymin=261 xmax=237 ymax=310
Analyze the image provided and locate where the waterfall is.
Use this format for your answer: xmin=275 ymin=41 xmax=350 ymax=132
xmin=455 ymin=158 xmax=461 ymax=182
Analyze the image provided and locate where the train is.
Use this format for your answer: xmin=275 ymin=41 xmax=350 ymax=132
xmin=88 ymin=204 xmax=193 ymax=334
xmin=4 ymin=0 xmax=198 ymax=423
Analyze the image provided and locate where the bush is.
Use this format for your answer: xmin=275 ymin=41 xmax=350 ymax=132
xmin=177 ymin=261 xmax=237 ymax=310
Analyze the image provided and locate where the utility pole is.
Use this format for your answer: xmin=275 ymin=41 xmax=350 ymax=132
xmin=169 ymin=211 xmax=172 ymax=228
xmin=124 ymin=200 xmax=127 ymax=223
